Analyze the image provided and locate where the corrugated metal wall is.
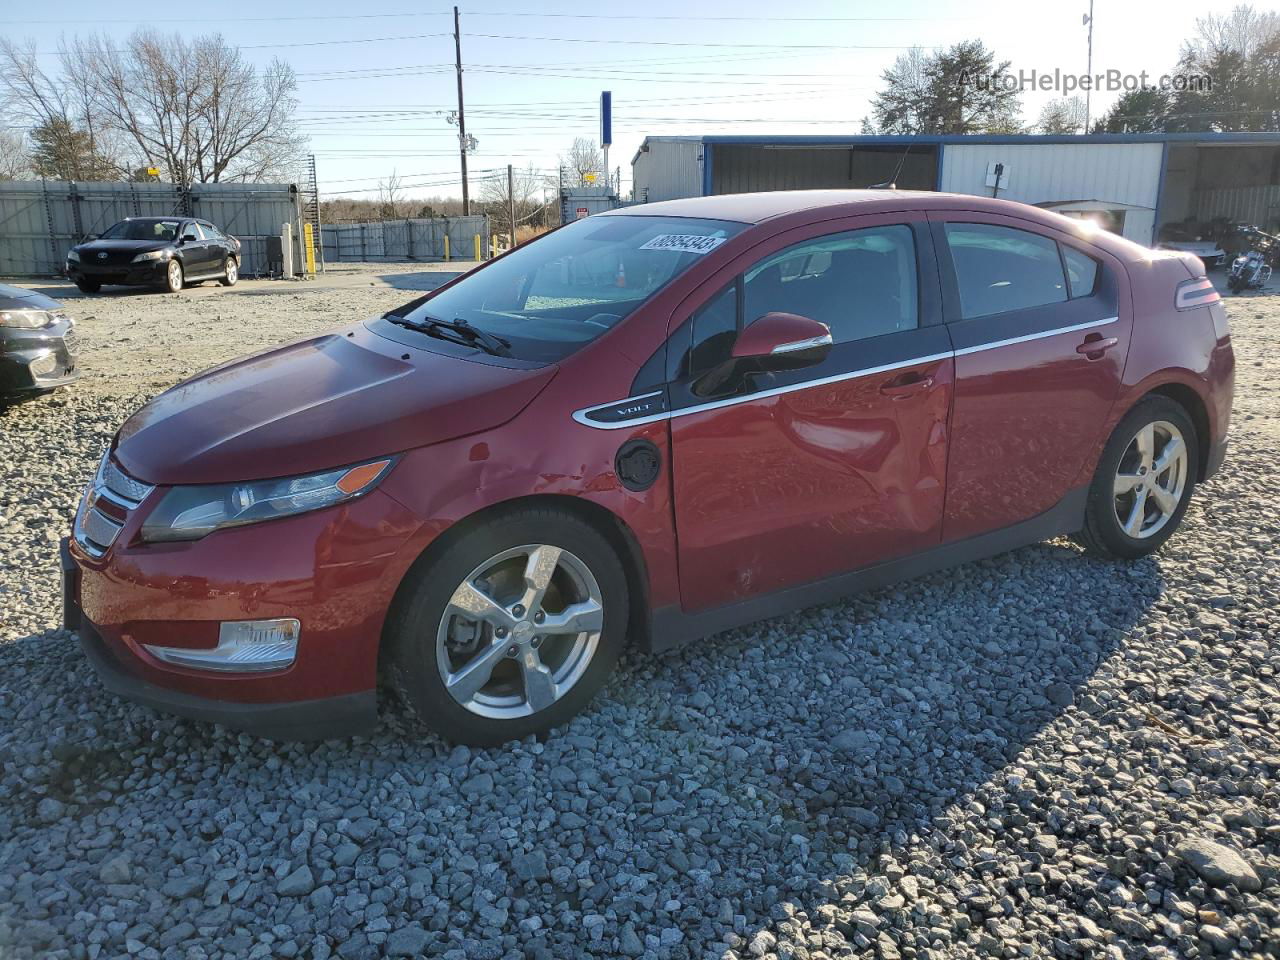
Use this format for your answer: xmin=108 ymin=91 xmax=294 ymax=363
xmin=0 ymin=180 xmax=302 ymax=277
xmin=319 ymin=217 xmax=489 ymax=263
xmin=632 ymin=139 xmax=703 ymax=202
xmin=938 ymin=143 xmax=1163 ymax=243
xmin=1193 ymin=185 xmax=1280 ymax=230
xmin=712 ymin=145 xmax=937 ymax=194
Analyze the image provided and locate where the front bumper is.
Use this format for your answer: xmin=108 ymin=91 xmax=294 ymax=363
xmin=68 ymin=260 xmax=167 ymax=286
xmin=0 ymin=322 xmax=79 ymax=395
xmin=77 ymin=613 xmax=376 ymax=740
xmin=61 ymin=478 xmax=426 ymax=740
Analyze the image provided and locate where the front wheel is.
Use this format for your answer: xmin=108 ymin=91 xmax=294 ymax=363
xmin=160 ymin=259 xmax=184 ymax=293
xmin=386 ymin=508 xmax=630 ymax=745
xmin=75 ymin=279 xmax=100 ymax=294
xmin=1228 ymin=274 xmax=1245 ymax=294
xmin=219 ymin=257 xmax=238 ymax=286
xmin=1074 ymin=397 xmax=1198 ymax=559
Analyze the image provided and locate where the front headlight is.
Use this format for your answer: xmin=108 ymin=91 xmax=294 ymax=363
xmin=0 ymin=309 xmax=52 ymax=329
xmin=66 ymin=249 xmax=80 ymax=263
xmin=140 ymin=459 xmax=394 ymax=542
xmin=131 ymin=249 xmax=172 ymax=263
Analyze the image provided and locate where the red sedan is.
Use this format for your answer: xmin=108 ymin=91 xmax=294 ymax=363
xmin=63 ymin=191 xmax=1234 ymax=745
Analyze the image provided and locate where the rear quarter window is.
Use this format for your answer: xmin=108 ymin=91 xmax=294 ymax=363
xmin=944 ymin=223 xmax=1068 ymax=319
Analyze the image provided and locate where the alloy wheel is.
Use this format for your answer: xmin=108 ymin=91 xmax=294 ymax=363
xmin=226 ymin=260 xmax=237 ymax=283
xmin=167 ymin=260 xmax=182 ymax=292
xmin=1112 ymin=420 xmax=1188 ymax=539
xmin=435 ymin=544 xmax=604 ymax=719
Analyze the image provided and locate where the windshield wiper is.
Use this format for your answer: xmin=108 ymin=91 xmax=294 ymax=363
xmin=384 ymin=313 xmax=512 ymax=358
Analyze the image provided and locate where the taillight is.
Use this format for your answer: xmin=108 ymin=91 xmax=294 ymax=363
xmin=1175 ymin=277 xmax=1220 ymax=311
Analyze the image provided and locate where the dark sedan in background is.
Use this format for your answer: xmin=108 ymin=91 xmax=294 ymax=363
xmin=66 ymin=217 xmax=241 ymax=294
xmin=0 ymin=284 xmax=78 ymax=400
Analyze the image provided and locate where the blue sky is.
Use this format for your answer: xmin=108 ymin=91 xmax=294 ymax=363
xmin=5 ymin=0 xmax=1257 ymax=200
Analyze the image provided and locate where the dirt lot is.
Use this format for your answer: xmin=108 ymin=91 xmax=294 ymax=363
xmin=0 ymin=266 xmax=1277 ymax=960
xmin=13 ymin=263 xmax=471 ymax=397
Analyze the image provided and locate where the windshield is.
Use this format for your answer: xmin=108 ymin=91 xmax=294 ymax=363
xmin=397 ymin=215 xmax=746 ymax=362
xmin=100 ymin=219 xmax=180 ymax=242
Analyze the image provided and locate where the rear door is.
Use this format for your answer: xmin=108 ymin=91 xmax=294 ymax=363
xmin=668 ymin=213 xmax=954 ymax=612
xmin=930 ymin=213 xmax=1132 ymax=542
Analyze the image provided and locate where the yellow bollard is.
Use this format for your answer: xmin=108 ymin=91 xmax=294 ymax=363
xmin=443 ymin=234 xmax=450 ymax=262
xmin=490 ymin=236 xmax=497 ymax=258
xmin=474 ymin=234 xmax=481 ymax=262
xmin=302 ymin=222 xmax=317 ymax=276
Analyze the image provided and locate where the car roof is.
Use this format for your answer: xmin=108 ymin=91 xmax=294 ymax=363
xmin=599 ymin=189 xmax=1085 ymax=225
xmin=599 ymin=189 xmax=1152 ymax=261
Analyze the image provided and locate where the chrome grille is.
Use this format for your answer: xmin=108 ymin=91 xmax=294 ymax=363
xmin=100 ymin=457 xmax=152 ymax=506
xmin=73 ymin=453 xmax=155 ymax=558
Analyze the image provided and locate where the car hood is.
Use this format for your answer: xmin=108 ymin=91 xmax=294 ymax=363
xmin=113 ymin=327 xmax=558 ymax=485
xmin=0 ymin=283 xmax=64 ymax=311
xmin=76 ymin=239 xmax=171 ymax=255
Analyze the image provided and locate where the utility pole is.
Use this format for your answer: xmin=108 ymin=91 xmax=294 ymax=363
xmin=454 ymin=6 xmax=470 ymax=215
xmin=507 ymin=164 xmax=516 ymax=250
xmin=1083 ymin=1 xmax=1095 ymax=132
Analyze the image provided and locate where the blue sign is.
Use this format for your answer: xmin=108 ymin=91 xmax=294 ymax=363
xmin=600 ymin=91 xmax=612 ymax=148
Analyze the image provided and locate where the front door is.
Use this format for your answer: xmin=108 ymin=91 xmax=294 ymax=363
xmin=930 ymin=214 xmax=1132 ymax=542
xmin=180 ymin=221 xmax=214 ymax=274
xmin=669 ymin=215 xmax=954 ymax=613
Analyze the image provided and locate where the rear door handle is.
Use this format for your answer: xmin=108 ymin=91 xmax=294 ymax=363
xmin=1077 ymin=335 xmax=1119 ymax=358
xmin=879 ymin=372 xmax=934 ymax=398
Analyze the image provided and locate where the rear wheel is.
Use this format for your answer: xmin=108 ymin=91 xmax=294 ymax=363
xmin=219 ymin=257 xmax=238 ymax=286
xmin=1075 ymin=396 xmax=1197 ymax=559
xmin=75 ymin=280 xmax=100 ymax=294
xmin=386 ymin=508 xmax=629 ymax=745
xmin=160 ymin=259 xmax=184 ymax=293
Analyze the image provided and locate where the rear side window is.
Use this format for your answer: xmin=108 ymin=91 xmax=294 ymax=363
xmin=201 ymin=222 xmax=224 ymax=240
xmin=741 ymin=224 xmax=918 ymax=344
xmin=944 ymin=223 xmax=1067 ymax=319
xmin=1062 ymin=245 xmax=1099 ymax=298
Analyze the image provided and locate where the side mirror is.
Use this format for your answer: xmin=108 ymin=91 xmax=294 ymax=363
xmin=731 ymin=312 xmax=832 ymax=369
xmin=181 ymin=233 xmax=198 ymax=243
xmin=84 ymin=234 xmax=99 ymax=242
xmin=694 ymin=312 xmax=832 ymax=398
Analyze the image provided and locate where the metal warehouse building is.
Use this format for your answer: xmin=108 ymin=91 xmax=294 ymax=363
xmin=631 ymin=133 xmax=1280 ymax=246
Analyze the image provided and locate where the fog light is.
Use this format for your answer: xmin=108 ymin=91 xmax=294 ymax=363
xmin=29 ymin=353 xmax=58 ymax=377
xmin=144 ymin=619 xmax=299 ymax=673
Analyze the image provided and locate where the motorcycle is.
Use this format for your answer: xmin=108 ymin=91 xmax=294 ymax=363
xmin=1227 ymin=227 xmax=1277 ymax=294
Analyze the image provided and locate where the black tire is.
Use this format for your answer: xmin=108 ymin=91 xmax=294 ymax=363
xmin=75 ymin=280 xmax=100 ymax=294
xmin=1074 ymin=396 xmax=1198 ymax=559
xmin=219 ymin=256 xmax=239 ymax=287
xmin=1228 ymin=275 xmax=1245 ymax=294
xmin=386 ymin=507 xmax=630 ymax=746
xmin=160 ymin=259 xmax=184 ymax=294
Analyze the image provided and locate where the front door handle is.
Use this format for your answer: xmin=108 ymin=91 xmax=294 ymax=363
xmin=879 ymin=371 xmax=934 ymax=398
xmin=1077 ymin=334 xmax=1119 ymax=359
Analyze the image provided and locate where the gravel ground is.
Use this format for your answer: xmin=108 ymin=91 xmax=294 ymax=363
xmin=1 ymin=267 xmax=1277 ymax=960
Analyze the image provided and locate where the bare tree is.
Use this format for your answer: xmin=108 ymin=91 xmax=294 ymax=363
xmin=65 ymin=30 xmax=305 ymax=184
xmin=1037 ymin=96 xmax=1087 ymax=134
xmin=563 ymin=137 xmax=602 ymax=186
xmin=0 ymin=128 xmax=30 ymax=179
xmin=870 ymin=47 xmax=932 ymax=134
xmin=479 ymin=165 xmax=547 ymax=240
xmin=0 ymin=37 xmax=124 ymax=179
xmin=1185 ymin=4 xmax=1280 ymax=60
xmin=376 ymin=171 xmax=408 ymax=220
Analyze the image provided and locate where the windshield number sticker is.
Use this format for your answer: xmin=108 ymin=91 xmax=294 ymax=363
xmin=639 ymin=234 xmax=727 ymax=255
